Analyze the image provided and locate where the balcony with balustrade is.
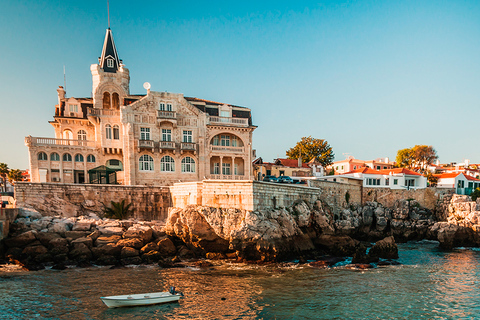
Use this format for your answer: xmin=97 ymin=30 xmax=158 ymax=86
xmin=159 ymin=141 xmax=176 ymax=152
xmin=137 ymin=139 xmax=155 ymax=152
xmin=181 ymin=142 xmax=197 ymax=154
xmin=209 ymin=145 xmax=245 ymax=154
xmin=87 ymin=108 xmax=120 ymax=117
xmin=157 ymin=110 xmax=177 ymax=126
xmin=208 ymin=116 xmax=249 ymax=127
xmin=25 ymin=136 xmax=96 ymax=149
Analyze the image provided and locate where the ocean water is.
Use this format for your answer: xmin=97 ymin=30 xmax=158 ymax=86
xmin=1 ymin=241 xmax=480 ymax=320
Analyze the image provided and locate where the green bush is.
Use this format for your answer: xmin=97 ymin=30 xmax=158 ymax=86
xmin=471 ymin=188 xmax=480 ymax=201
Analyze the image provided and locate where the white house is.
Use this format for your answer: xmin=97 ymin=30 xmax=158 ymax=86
xmin=323 ymin=167 xmax=427 ymax=190
xmin=436 ymin=172 xmax=480 ymax=195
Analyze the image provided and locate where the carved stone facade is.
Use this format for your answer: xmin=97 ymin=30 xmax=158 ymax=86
xmin=25 ymin=28 xmax=256 ymax=186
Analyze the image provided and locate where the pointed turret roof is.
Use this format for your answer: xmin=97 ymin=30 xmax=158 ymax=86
xmin=99 ymin=28 xmax=120 ymax=73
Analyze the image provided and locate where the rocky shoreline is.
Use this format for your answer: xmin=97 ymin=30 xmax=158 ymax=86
xmin=2 ymin=194 xmax=480 ymax=271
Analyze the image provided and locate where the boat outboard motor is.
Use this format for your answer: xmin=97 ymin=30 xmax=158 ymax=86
xmin=169 ymin=286 xmax=175 ymax=295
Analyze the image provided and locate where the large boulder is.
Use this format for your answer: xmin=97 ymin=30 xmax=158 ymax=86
xmin=314 ymin=234 xmax=358 ymax=257
xmin=368 ymin=236 xmax=399 ymax=259
xmin=157 ymin=238 xmax=177 ymax=256
xmin=117 ymin=238 xmax=144 ymax=249
xmin=140 ymin=242 xmax=159 ymax=255
xmin=123 ymin=225 xmax=153 ymax=243
xmin=71 ymin=237 xmax=94 ymax=249
xmin=4 ymin=230 xmax=37 ymax=248
xmin=69 ymin=243 xmax=92 ymax=261
xmin=95 ymin=235 xmax=121 ymax=246
xmin=49 ymin=238 xmax=69 ymax=255
xmin=91 ymin=243 xmax=122 ymax=258
xmin=121 ymin=247 xmax=139 ymax=258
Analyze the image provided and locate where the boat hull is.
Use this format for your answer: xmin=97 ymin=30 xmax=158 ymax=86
xmin=101 ymin=292 xmax=182 ymax=308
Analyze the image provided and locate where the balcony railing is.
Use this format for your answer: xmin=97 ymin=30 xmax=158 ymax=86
xmin=181 ymin=142 xmax=197 ymax=151
xmin=26 ymin=136 xmax=96 ymax=148
xmin=157 ymin=110 xmax=176 ymax=119
xmin=208 ymin=116 xmax=248 ymax=127
xmin=138 ymin=140 xmax=154 ymax=148
xmin=87 ymin=108 xmax=120 ymax=116
xmin=206 ymin=174 xmax=247 ymax=180
xmin=159 ymin=141 xmax=176 ymax=149
xmin=210 ymin=145 xmax=245 ymax=153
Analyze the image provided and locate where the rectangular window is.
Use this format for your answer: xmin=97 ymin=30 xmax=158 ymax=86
xmin=386 ymin=178 xmax=389 ymax=185
xmin=140 ymin=127 xmax=150 ymax=140
xmin=279 ymin=170 xmax=285 ymax=176
xmin=469 ymin=182 xmax=473 ymax=189
xmin=220 ymin=110 xmax=229 ymax=118
xmin=69 ymin=104 xmax=78 ymax=112
xmin=266 ymin=170 xmax=271 ymax=176
xmin=222 ymin=163 xmax=231 ymax=175
xmin=221 ymin=135 xmax=230 ymax=146
xmin=166 ymin=104 xmax=172 ymax=111
xmin=162 ymin=129 xmax=172 ymax=141
xmin=234 ymin=163 xmax=238 ymax=175
xmin=213 ymin=163 xmax=220 ymax=174
xmin=107 ymin=59 xmax=114 ymax=68
xmin=213 ymin=136 xmax=219 ymax=146
xmin=159 ymin=103 xmax=165 ymax=111
xmin=376 ymin=166 xmax=380 ymax=170
xmin=183 ymin=130 xmax=192 ymax=143
xmin=394 ymin=179 xmax=398 ymax=185
xmin=231 ymin=136 xmax=238 ymax=147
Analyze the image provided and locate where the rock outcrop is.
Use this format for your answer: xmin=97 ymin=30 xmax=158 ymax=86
xmin=5 ymin=192 xmax=478 ymax=269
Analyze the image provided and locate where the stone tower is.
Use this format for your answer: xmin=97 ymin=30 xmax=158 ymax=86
xmin=90 ymin=28 xmax=130 ymax=110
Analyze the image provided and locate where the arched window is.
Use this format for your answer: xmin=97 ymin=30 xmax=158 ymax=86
xmin=103 ymin=92 xmax=111 ymax=109
xmin=139 ymin=155 xmax=154 ymax=171
xmin=87 ymin=155 xmax=96 ymax=163
xmin=77 ymin=130 xmax=87 ymax=140
xmin=113 ymin=125 xmax=120 ymax=140
xmin=63 ymin=129 xmax=73 ymax=140
xmin=63 ymin=153 xmax=72 ymax=162
xmin=51 ymin=153 xmax=60 ymax=161
xmin=181 ymin=157 xmax=195 ymax=173
xmin=38 ymin=152 xmax=48 ymax=161
xmin=75 ymin=154 xmax=84 ymax=162
xmin=105 ymin=124 xmax=112 ymax=139
xmin=112 ymin=92 xmax=120 ymax=110
xmin=161 ymin=156 xmax=175 ymax=172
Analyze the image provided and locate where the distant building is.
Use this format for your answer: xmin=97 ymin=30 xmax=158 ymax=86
xmin=327 ymin=156 xmax=394 ymax=175
xmin=25 ymin=28 xmax=256 ymax=186
xmin=321 ymin=167 xmax=427 ymax=190
xmin=436 ymin=172 xmax=480 ymax=195
xmin=253 ymin=157 xmax=312 ymax=180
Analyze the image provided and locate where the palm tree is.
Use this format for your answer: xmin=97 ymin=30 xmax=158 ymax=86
xmin=8 ymin=169 xmax=23 ymax=183
xmin=0 ymin=163 xmax=9 ymax=192
xmin=103 ymin=199 xmax=134 ymax=219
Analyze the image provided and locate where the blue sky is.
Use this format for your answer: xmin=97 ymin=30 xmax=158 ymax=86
xmin=1 ymin=0 xmax=480 ymax=169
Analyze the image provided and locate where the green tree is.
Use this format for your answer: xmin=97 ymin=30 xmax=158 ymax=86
xmin=286 ymin=136 xmax=334 ymax=167
xmin=8 ymin=169 xmax=23 ymax=183
xmin=103 ymin=200 xmax=134 ymax=220
xmin=471 ymin=188 xmax=480 ymax=201
xmin=0 ymin=163 xmax=9 ymax=192
xmin=395 ymin=145 xmax=438 ymax=173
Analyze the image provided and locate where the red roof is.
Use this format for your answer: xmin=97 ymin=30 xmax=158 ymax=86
xmin=275 ymin=158 xmax=310 ymax=168
xmin=378 ymin=168 xmax=423 ymax=176
xmin=345 ymin=167 xmax=423 ymax=176
xmin=436 ymin=172 xmax=480 ymax=181
xmin=344 ymin=167 xmax=381 ymax=174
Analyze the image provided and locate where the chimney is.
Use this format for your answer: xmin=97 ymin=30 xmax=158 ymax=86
xmin=298 ymin=156 xmax=302 ymax=168
xmin=57 ymin=86 xmax=66 ymax=104
xmin=385 ymin=157 xmax=389 ymax=163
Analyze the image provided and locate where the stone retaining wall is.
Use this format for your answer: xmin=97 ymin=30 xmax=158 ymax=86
xmin=15 ymin=183 xmax=172 ymax=221
xmin=362 ymin=187 xmax=454 ymax=211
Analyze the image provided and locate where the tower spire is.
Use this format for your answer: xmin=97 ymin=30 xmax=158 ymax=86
xmin=99 ymin=28 xmax=120 ymax=73
xmin=107 ymin=0 xmax=110 ymax=29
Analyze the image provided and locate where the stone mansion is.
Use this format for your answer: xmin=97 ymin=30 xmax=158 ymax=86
xmin=25 ymin=28 xmax=256 ymax=186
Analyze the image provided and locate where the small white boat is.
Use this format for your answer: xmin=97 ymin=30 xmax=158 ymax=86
xmin=101 ymin=287 xmax=183 ymax=308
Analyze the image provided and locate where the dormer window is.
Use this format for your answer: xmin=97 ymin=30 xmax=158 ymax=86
xmin=107 ymin=59 xmax=114 ymax=68
xmin=69 ymin=104 xmax=78 ymax=113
